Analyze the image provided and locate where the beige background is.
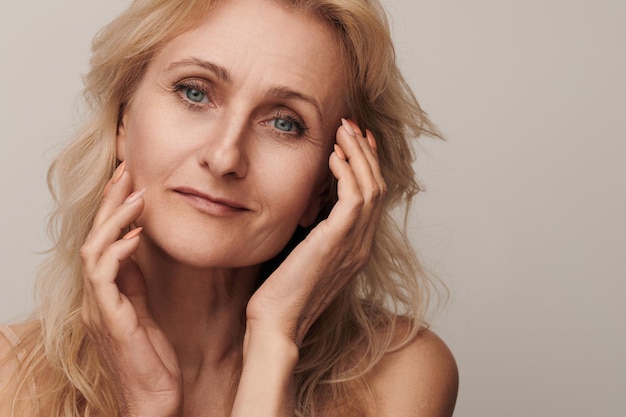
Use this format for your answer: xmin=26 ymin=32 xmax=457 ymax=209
xmin=1 ymin=1 xmax=625 ymax=416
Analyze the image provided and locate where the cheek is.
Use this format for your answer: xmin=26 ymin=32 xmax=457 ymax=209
xmin=259 ymin=149 xmax=327 ymax=218
xmin=123 ymin=112 xmax=190 ymax=181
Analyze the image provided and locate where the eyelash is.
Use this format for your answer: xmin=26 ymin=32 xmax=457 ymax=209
xmin=171 ymin=79 xmax=309 ymax=138
xmin=172 ymin=79 xmax=212 ymax=110
xmin=270 ymin=111 xmax=309 ymax=138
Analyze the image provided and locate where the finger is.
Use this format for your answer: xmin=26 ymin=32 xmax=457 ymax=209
xmin=81 ymin=190 xmax=145 ymax=271
xmin=336 ymin=120 xmax=380 ymax=193
xmin=349 ymin=127 xmax=386 ymax=246
xmin=326 ymin=148 xmax=366 ymax=236
xmin=87 ymin=230 xmax=144 ymax=334
xmin=94 ymin=162 xmax=133 ymax=228
xmin=102 ymin=161 xmax=125 ymax=196
xmin=341 ymin=120 xmax=386 ymax=203
xmin=81 ymin=183 xmax=145 ymax=338
xmin=82 ymin=247 xmax=142 ymax=344
xmin=359 ymin=127 xmax=387 ymax=210
xmin=360 ymin=128 xmax=385 ymax=190
xmin=353 ymin=127 xmax=387 ymax=219
xmin=334 ymin=122 xmax=386 ymax=260
xmin=346 ymin=121 xmax=385 ymax=189
xmin=335 ymin=121 xmax=384 ymax=217
xmin=82 ymin=228 xmax=141 ymax=326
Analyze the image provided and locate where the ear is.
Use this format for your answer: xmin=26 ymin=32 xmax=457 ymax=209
xmin=116 ymin=113 xmax=128 ymax=161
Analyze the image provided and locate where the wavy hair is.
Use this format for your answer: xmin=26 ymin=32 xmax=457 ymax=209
xmin=6 ymin=0 xmax=444 ymax=416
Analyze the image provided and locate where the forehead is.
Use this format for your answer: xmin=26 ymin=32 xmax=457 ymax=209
xmin=148 ymin=0 xmax=347 ymax=120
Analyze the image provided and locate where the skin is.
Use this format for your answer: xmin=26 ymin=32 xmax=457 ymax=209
xmin=0 ymin=0 xmax=458 ymax=416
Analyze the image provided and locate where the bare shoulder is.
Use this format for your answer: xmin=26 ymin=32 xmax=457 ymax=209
xmin=0 ymin=323 xmax=22 ymax=411
xmin=0 ymin=322 xmax=38 ymax=414
xmin=368 ymin=326 xmax=459 ymax=417
xmin=0 ymin=322 xmax=30 ymax=375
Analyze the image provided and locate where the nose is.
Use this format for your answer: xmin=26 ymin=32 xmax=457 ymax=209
xmin=199 ymin=116 xmax=249 ymax=179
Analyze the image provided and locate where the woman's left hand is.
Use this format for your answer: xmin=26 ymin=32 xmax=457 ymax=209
xmin=246 ymin=118 xmax=386 ymax=346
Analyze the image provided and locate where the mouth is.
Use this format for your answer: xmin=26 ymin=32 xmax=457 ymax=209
xmin=173 ymin=187 xmax=249 ymax=215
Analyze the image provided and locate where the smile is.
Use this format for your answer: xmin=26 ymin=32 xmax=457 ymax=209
xmin=173 ymin=187 xmax=248 ymax=216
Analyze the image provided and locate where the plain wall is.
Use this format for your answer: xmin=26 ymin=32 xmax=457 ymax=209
xmin=1 ymin=1 xmax=624 ymax=416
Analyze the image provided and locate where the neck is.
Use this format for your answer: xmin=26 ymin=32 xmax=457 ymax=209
xmin=134 ymin=239 xmax=260 ymax=382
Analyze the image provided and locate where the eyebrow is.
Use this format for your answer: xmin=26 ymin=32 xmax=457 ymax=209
xmin=166 ymin=57 xmax=324 ymax=124
xmin=266 ymin=86 xmax=323 ymax=125
xmin=165 ymin=57 xmax=232 ymax=84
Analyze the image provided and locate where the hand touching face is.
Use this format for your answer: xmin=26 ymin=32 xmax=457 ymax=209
xmin=116 ymin=0 xmax=348 ymax=268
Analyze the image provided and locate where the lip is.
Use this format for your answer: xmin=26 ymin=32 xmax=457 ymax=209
xmin=173 ymin=186 xmax=249 ymax=215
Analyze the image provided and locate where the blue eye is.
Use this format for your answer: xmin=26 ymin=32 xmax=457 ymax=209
xmin=186 ymin=88 xmax=207 ymax=103
xmin=273 ymin=118 xmax=294 ymax=132
xmin=173 ymin=79 xmax=211 ymax=107
xmin=268 ymin=113 xmax=308 ymax=136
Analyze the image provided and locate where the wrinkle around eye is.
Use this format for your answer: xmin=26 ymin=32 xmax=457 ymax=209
xmin=265 ymin=111 xmax=308 ymax=138
xmin=172 ymin=78 xmax=215 ymax=109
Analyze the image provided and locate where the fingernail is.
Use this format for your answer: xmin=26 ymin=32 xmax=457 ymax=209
xmin=123 ymin=227 xmax=143 ymax=240
xmin=112 ymin=161 xmax=126 ymax=184
xmin=366 ymin=129 xmax=377 ymax=150
xmin=334 ymin=144 xmax=346 ymax=161
xmin=124 ymin=188 xmax=146 ymax=204
xmin=341 ymin=118 xmax=356 ymax=137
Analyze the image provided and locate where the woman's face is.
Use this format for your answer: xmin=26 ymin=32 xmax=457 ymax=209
xmin=116 ymin=0 xmax=347 ymax=268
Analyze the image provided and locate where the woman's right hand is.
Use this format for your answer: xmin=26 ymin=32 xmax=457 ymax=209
xmin=80 ymin=162 xmax=182 ymax=417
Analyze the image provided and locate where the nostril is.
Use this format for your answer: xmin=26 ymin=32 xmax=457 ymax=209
xmin=200 ymin=144 xmax=247 ymax=179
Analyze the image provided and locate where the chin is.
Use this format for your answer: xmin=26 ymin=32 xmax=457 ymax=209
xmin=136 ymin=226 xmax=289 ymax=271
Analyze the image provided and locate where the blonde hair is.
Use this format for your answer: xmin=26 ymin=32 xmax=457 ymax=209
xmin=6 ymin=0 xmax=444 ymax=416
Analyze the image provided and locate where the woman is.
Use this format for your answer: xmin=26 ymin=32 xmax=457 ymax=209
xmin=0 ymin=0 xmax=458 ymax=416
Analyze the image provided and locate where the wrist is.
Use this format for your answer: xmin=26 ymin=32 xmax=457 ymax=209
xmin=243 ymin=322 xmax=299 ymax=366
xmin=232 ymin=324 xmax=298 ymax=416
